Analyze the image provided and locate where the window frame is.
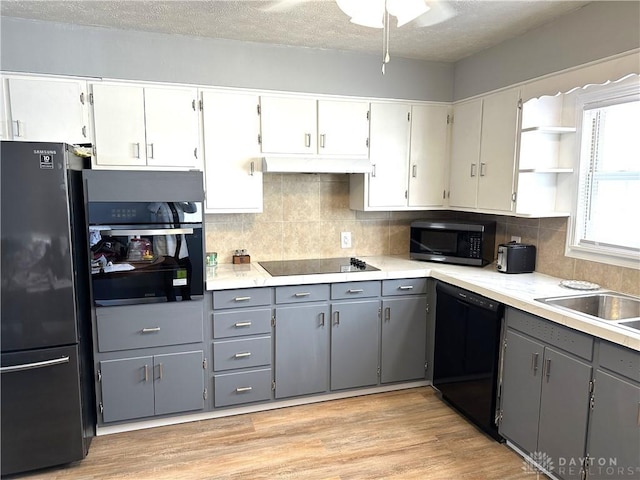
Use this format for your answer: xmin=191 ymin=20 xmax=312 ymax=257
xmin=566 ymin=79 xmax=640 ymax=270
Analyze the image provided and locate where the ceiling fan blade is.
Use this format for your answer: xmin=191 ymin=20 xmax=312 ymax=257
xmin=259 ymin=0 xmax=309 ymax=12
xmin=413 ymin=0 xmax=457 ymax=27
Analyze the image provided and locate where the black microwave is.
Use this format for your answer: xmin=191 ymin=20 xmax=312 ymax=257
xmin=410 ymin=220 xmax=496 ymax=266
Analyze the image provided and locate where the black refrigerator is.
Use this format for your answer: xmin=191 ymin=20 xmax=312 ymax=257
xmin=1 ymin=141 xmax=95 ymax=476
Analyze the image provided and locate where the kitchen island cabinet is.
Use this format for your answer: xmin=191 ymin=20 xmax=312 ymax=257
xmin=500 ymin=307 xmax=594 ymax=480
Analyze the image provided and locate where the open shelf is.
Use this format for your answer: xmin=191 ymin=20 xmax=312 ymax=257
xmin=521 ymin=126 xmax=576 ymax=134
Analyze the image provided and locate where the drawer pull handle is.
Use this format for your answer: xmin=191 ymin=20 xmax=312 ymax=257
xmin=234 ymin=296 xmax=251 ymax=302
xmin=544 ymin=359 xmax=552 ymax=381
xmin=637 ymin=403 xmax=640 ymax=426
xmin=144 ymin=364 xmax=149 ymax=382
xmin=234 ymin=321 xmax=252 ymax=328
xmin=158 ymin=362 xmax=163 ymax=380
xmin=531 ymin=353 xmax=539 ymax=374
xmin=234 ymin=352 xmax=252 ymax=358
xmin=385 ymin=307 xmax=391 ymax=321
xmin=348 ymin=289 xmax=364 ymax=294
xmin=334 ymin=311 xmax=340 ymax=325
xmin=294 ymin=292 xmax=311 ymax=297
xmin=141 ymin=327 xmax=161 ymax=334
xmin=236 ymin=386 xmax=253 ymax=393
xmin=320 ymin=312 xmax=325 ymax=327
xmin=398 ymin=285 xmax=414 ymax=290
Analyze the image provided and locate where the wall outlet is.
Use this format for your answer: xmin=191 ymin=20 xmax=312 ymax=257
xmin=511 ymin=236 xmax=522 ymax=243
xmin=341 ymin=231 xmax=352 ymax=249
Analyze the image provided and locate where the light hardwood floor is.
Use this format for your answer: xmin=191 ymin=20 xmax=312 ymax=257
xmin=12 ymin=387 xmax=539 ymax=480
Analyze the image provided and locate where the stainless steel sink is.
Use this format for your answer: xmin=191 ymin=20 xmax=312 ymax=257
xmin=536 ymin=292 xmax=640 ymax=327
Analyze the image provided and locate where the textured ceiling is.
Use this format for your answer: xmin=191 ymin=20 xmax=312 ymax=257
xmin=0 ymin=0 xmax=591 ymax=62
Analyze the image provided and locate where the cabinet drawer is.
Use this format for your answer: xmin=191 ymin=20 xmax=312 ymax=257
xmin=213 ymin=288 xmax=272 ymax=310
xmin=214 ymin=368 xmax=272 ymax=407
xmin=506 ymin=307 xmax=594 ymax=361
xmin=382 ymin=278 xmax=427 ymax=296
xmin=598 ymin=340 xmax=640 ymax=382
xmin=213 ymin=336 xmax=272 ymax=371
xmin=331 ymin=281 xmax=381 ymax=300
xmin=275 ymin=284 xmax=330 ymax=304
xmin=213 ymin=308 xmax=272 ymax=339
xmin=96 ymin=302 xmax=203 ymax=353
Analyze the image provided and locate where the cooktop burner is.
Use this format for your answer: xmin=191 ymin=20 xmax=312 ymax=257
xmin=259 ymin=257 xmax=379 ymax=277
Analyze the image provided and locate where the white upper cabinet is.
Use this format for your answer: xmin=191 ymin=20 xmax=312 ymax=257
xmin=350 ymin=102 xmax=450 ymax=211
xmin=366 ymin=102 xmax=411 ymax=208
xmin=90 ymin=83 xmax=199 ymax=170
xmin=143 ymin=87 xmax=199 ymax=168
xmin=449 ymin=88 xmax=521 ymax=213
xmin=2 ymin=75 xmax=89 ymax=144
xmin=202 ymin=90 xmax=263 ymax=213
xmin=259 ymin=96 xmax=317 ymax=154
xmin=317 ymin=99 xmax=369 ymax=156
xmin=448 ymin=99 xmax=482 ymax=209
xmin=408 ymin=104 xmax=450 ymax=207
xmin=259 ymin=96 xmax=369 ymax=156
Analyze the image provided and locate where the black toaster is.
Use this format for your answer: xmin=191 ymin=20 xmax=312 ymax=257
xmin=496 ymin=242 xmax=536 ymax=273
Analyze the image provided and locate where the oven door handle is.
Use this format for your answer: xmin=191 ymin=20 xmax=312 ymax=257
xmin=103 ymin=228 xmax=194 ymax=236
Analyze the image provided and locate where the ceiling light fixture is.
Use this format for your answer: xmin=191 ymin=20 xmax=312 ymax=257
xmin=336 ymin=0 xmax=429 ymax=74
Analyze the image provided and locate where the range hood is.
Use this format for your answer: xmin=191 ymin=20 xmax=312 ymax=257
xmin=261 ymin=156 xmax=372 ymax=174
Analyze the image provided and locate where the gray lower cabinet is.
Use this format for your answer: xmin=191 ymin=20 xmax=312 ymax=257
xmin=500 ymin=308 xmax=594 ymax=480
xmin=585 ymin=342 xmax=640 ymax=480
xmin=330 ymin=299 xmax=380 ymax=391
xmin=380 ymin=279 xmax=428 ymax=384
xmin=100 ymin=350 xmax=205 ymax=423
xmin=274 ymin=302 xmax=330 ymax=399
xmin=212 ymin=288 xmax=273 ymax=408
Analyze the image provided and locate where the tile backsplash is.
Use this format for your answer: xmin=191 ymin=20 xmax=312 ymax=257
xmin=205 ymin=173 xmax=639 ymax=296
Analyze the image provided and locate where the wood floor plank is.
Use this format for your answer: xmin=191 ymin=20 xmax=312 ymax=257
xmin=9 ymin=387 xmax=539 ymax=480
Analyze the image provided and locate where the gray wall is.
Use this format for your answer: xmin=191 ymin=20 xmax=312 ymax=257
xmin=453 ymin=1 xmax=640 ymax=100
xmin=0 ymin=17 xmax=453 ymax=102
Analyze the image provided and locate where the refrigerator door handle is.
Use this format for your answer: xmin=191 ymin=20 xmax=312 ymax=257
xmin=0 ymin=356 xmax=70 ymax=374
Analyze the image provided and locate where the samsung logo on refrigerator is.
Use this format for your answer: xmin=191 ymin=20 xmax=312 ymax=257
xmin=33 ymin=149 xmax=57 ymax=155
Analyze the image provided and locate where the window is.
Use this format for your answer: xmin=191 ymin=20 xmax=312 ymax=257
xmin=568 ymin=79 xmax=640 ymax=269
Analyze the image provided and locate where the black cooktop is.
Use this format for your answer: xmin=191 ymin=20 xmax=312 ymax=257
xmin=259 ymin=257 xmax=379 ymax=277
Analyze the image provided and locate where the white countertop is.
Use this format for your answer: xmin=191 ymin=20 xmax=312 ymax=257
xmin=206 ymin=255 xmax=640 ymax=351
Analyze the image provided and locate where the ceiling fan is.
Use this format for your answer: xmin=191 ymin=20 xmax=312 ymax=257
xmin=260 ymin=0 xmax=456 ymax=73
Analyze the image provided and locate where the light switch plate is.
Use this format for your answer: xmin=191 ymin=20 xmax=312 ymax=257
xmin=341 ymin=231 xmax=352 ymax=249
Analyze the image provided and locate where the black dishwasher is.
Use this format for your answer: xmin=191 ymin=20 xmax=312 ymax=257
xmin=433 ymin=282 xmax=504 ymax=441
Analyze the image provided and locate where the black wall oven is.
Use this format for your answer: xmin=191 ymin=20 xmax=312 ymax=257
xmin=83 ymin=171 xmax=204 ymax=306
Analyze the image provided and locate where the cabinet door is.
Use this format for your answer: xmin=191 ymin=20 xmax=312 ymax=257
xmin=380 ymin=296 xmax=427 ymax=383
xmin=317 ymin=100 xmax=369 ymax=156
xmin=368 ymin=102 xmax=411 ymax=208
xmin=499 ymin=330 xmax=543 ymax=454
xmin=7 ymin=77 xmax=88 ymax=144
xmin=330 ymin=300 xmax=380 ymax=391
xmin=537 ymin=347 xmax=592 ymax=480
xmin=274 ymin=304 xmax=329 ymax=399
xmin=100 ymin=356 xmax=154 ymax=423
xmin=476 ymin=88 xmax=520 ymax=212
xmin=91 ymin=84 xmax=147 ymax=166
xmin=0 ymin=78 xmax=7 ymax=139
xmin=202 ymin=90 xmax=263 ymax=213
xmin=449 ymin=99 xmax=482 ymax=208
xmin=143 ymin=87 xmax=199 ymax=168
xmin=586 ymin=369 xmax=640 ymax=480
xmin=408 ymin=104 xmax=449 ymax=207
xmin=260 ymin=96 xmax=316 ymax=154
xmin=153 ymin=350 xmax=205 ymax=416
